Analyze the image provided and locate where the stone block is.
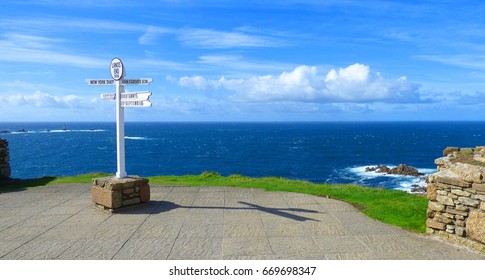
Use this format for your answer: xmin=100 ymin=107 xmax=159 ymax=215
xmin=475 ymin=194 xmax=485 ymax=201
xmin=451 ymin=188 xmax=471 ymax=197
xmin=481 ymin=202 xmax=485 ymax=211
xmin=139 ymin=185 xmax=150 ymax=203
xmin=448 ymin=193 xmax=458 ymax=199
xmin=434 ymin=213 xmax=452 ymax=224
xmin=437 ymin=190 xmax=448 ymax=196
xmin=427 ymin=183 xmax=438 ymax=200
xmin=466 ymin=211 xmax=485 ymax=244
xmin=455 ymin=204 xmax=468 ymax=211
xmin=455 ymin=220 xmax=465 ymax=227
xmin=455 ymin=227 xmax=466 ymax=237
xmin=92 ymin=176 xmax=150 ymax=210
xmin=445 ymin=207 xmax=468 ymax=216
xmin=429 ymin=170 xmax=471 ymax=188
xmin=123 ymin=197 xmax=141 ymax=206
xmin=472 ymin=183 xmax=485 ymax=193
xmin=91 ymin=186 xmax=122 ymax=208
xmin=428 ymin=201 xmax=445 ymax=212
xmin=437 ymin=195 xmax=454 ymax=206
xmin=450 ymin=163 xmax=484 ymax=183
xmin=122 ymin=187 xmax=135 ymax=194
xmin=427 ymin=219 xmax=446 ymax=230
xmin=434 ymin=182 xmax=451 ymax=190
xmin=457 ymin=197 xmax=479 ymax=207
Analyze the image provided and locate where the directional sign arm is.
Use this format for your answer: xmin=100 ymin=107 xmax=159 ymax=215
xmin=101 ymin=91 xmax=151 ymax=101
xmin=121 ymin=100 xmax=152 ymax=107
xmin=121 ymin=78 xmax=152 ymax=85
xmin=86 ymin=79 xmax=115 ymax=85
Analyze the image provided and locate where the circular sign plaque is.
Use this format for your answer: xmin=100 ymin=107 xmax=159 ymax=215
xmin=110 ymin=58 xmax=124 ymax=81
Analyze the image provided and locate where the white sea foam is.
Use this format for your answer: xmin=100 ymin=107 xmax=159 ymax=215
xmin=125 ymin=136 xmax=149 ymax=140
xmin=9 ymin=129 xmax=106 ymax=134
xmin=348 ymin=165 xmax=437 ymax=193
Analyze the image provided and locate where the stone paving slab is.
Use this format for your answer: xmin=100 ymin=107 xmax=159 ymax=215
xmin=0 ymin=183 xmax=484 ymax=260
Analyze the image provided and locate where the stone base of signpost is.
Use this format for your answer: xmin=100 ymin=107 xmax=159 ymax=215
xmin=91 ymin=176 xmax=150 ymax=212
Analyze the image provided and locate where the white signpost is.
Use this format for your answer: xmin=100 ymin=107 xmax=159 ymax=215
xmin=87 ymin=58 xmax=152 ymax=178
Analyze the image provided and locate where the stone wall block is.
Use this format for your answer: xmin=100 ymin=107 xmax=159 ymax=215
xmin=445 ymin=207 xmax=468 ymax=216
xmin=427 ymin=219 xmax=446 ymax=230
xmin=455 ymin=204 xmax=468 ymax=211
xmin=472 ymin=183 xmax=485 ymax=193
xmin=451 ymin=188 xmax=471 ymax=197
xmin=139 ymin=185 xmax=150 ymax=203
xmin=428 ymin=201 xmax=445 ymax=212
xmin=450 ymin=163 xmax=484 ymax=183
xmin=434 ymin=213 xmax=452 ymax=224
xmin=430 ymin=170 xmax=472 ymax=188
xmin=122 ymin=187 xmax=135 ymax=194
xmin=457 ymin=197 xmax=479 ymax=207
xmin=466 ymin=211 xmax=485 ymax=244
xmin=434 ymin=182 xmax=452 ymax=190
xmin=91 ymin=186 xmax=122 ymax=209
xmin=436 ymin=190 xmax=448 ymax=196
xmin=455 ymin=227 xmax=466 ymax=237
xmin=123 ymin=197 xmax=141 ymax=206
xmin=92 ymin=176 xmax=150 ymax=211
xmin=437 ymin=195 xmax=454 ymax=206
xmin=427 ymin=183 xmax=438 ymax=200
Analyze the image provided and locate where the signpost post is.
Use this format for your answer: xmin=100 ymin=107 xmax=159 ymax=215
xmin=88 ymin=58 xmax=152 ymax=212
xmin=87 ymin=58 xmax=152 ymax=179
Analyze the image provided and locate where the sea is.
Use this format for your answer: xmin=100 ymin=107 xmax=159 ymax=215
xmin=1 ymin=122 xmax=485 ymax=193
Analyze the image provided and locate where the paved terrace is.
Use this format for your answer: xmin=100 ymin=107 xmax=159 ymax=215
xmin=0 ymin=183 xmax=484 ymax=260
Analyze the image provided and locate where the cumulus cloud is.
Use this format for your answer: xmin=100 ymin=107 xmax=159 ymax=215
xmin=175 ymin=63 xmax=423 ymax=104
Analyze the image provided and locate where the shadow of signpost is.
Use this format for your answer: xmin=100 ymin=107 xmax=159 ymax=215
xmin=133 ymin=200 xmax=321 ymax=222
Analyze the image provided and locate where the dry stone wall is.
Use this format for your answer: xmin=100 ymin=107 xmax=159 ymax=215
xmin=0 ymin=139 xmax=10 ymax=179
xmin=427 ymin=146 xmax=485 ymax=252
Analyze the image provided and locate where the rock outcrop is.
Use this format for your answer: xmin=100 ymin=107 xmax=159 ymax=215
xmin=365 ymin=164 xmax=424 ymax=176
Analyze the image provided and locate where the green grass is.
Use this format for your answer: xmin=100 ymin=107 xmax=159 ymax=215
xmin=1 ymin=171 xmax=428 ymax=233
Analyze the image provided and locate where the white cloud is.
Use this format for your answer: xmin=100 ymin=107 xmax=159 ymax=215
xmin=138 ymin=26 xmax=174 ymax=45
xmin=415 ymin=54 xmax=485 ymax=70
xmin=176 ymin=63 xmax=422 ymax=104
xmin=177 ymin=28 xmax=285 ymax=49
xmin=0 ymin=91 xmax=96 ymax=109
xmin=0 ymin=33 xmax=105 ymax=68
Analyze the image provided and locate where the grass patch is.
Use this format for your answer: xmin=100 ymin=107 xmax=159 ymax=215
xmin=149 ymin=171 xmax=428 ymax=233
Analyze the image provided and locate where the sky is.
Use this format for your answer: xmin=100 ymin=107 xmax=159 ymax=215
xmin=0 ymin=0 xmax=485 ymax=122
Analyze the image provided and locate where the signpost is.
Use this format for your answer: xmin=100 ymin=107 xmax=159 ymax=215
xmin=87 ymin=58 xmax=152 ymax=178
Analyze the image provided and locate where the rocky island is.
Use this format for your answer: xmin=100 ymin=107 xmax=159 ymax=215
xmin=365 ymin=164 xmax=424 ymax=176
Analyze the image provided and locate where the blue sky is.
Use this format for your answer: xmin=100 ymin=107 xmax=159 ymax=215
xmin=0 ymin=0 xmax=484 ymax=122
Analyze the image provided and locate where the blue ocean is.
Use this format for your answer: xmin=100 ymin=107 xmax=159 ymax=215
xmin=1 ymin=122 xmax=484 ymax=192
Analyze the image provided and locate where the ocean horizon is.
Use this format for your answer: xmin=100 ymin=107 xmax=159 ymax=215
xmin=1 ymin=121 xmax=485 ymax=193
